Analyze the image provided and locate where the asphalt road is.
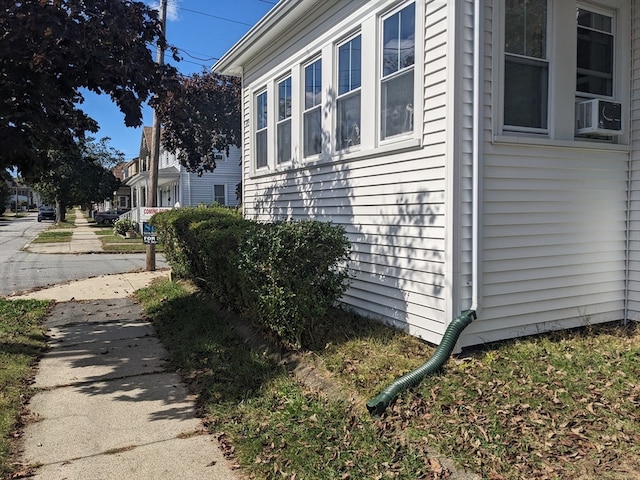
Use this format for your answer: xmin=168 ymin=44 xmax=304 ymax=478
xmin=0 ymin=212 xmax=168 ymax=297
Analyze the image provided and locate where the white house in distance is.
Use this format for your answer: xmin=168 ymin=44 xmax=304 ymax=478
xmin=214 ymin=0 xmax=640 ymax=349
xmin=124 ymin=126 xmax=242 ymax=225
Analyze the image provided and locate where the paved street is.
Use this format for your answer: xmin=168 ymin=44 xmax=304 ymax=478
xmin=0 ymin=212 xmax=167 ymax=297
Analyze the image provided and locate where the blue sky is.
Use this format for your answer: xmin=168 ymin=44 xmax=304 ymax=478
xmin=80 ymin=0 xmax=276 ymax=162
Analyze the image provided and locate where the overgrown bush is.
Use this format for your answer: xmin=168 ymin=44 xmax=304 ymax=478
xmin=151 ymin=208 xmax=352 ymax=348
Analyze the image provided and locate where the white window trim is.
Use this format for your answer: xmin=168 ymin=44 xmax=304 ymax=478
xmin=253 ymin=87 xmax=269 ymax=172
xmin=498 ymin=0 xmax=551 ymax=135
xmin=247 ymin=0 xmax=424 ymax=179
xmin=494 ymin=0 xmax=629 ymax=146
xmin=301 ymin=55 xmax=323 ymax=161
xmin=276 ymin=74 xmax=293 ymax=165
xmin=334 ymin=31 xmax=363 ymax=153
xmin=378 ymin=1 xmax=419 ymax=145
xmin=575 ymin=2 xmax=616 ymax=102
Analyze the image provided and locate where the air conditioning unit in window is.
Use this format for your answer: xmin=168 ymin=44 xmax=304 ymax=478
xmin=575 ymin=99 xmax=622 ymax=136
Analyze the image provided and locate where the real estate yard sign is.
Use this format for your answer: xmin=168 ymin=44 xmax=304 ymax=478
xmin=141 ymin=207 xmax=172 ymax=245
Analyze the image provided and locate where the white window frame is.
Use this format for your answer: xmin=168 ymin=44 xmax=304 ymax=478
xmin=379 ymin=2 xmax=416 ymax=142
xmin=254 ymin=89 xmax=268 ymax=170
xmin=575 ymin=3 xmax=615 ymax=101
xmin=500 ymin=0 xmax=550 ymax=135
xmin=495 ymin=0 xmax=629 ymax=144
xmin=276 ymin=75 xmax=293 ymax=164
xmin=302 ymin=56 xmax=323 ymax=159
xmin=335 ymin=32 xmax=362 ymax=152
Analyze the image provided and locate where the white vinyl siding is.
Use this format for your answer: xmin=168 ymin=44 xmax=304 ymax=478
xmin=627 ymin=0 xmax=640 ymax=320
xmin=462 ymin=140 xmax=629 ymax=347
xmin=240 ymin=0 xmax=447 ymax=344
xmin=177 ymin=148 xmax=242 ymax=207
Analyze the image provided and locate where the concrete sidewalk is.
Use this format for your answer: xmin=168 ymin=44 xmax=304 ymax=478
xmin=12 ymin=274 xmax=239 ymax=479
xmin=26 ymin=208 xmax=104 ymax=254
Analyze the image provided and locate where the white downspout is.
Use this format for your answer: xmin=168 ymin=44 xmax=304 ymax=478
xmin=470 ymin=0 xmax=482 ymax=313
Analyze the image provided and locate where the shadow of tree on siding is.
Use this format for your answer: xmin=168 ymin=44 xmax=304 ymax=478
xmin=248 ymin=87 xmax=445 ymax=344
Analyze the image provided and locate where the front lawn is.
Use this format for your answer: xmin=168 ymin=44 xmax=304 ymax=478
xmin=136 ymin=279 xmax=640 ymax=479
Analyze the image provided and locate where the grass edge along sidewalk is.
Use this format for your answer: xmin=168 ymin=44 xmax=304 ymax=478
xmin=0 ymin=299 xmax=51 ymax=479
xmin=135 ymin=279 xmax=640 ymax=480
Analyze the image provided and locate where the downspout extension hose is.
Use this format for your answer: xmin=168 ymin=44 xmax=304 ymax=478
xmin=366 ymin=309 xmax=477 ymax=416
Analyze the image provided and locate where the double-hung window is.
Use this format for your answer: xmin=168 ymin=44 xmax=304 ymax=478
xmin=576 ymin=7 xmax=614 ymax=98
xmin=277 ymin=76 xmax=292 ymax=164
xmin=503 ymin=0 xmax=548 ymax=131
xmin=255 ymin=90 xmax=268 ymax=168
xmin=336 ymin=34 xmax=362 ymax=150
xmin=303 ymin=58 xmax=322 ymax=157
xmin=381 ymin=2 xmax=415 ymax=140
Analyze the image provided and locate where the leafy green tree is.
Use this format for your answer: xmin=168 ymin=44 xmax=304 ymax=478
xmin=32 ymin=138 xmax=123 ymax=222
xmin=0 ymin=170 xmax=10 ymax=214
xmin=154 ymin=71 xmax=241 ymax=173
xmin=0 ymin=0 xmax=177 ymax=178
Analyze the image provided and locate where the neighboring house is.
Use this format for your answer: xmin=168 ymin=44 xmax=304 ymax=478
xmin=213 ymin=0 xmax=639 ymax=349
xmin=6 ymin=178 xmax=40 ymax=210
xmin=125 ymin=126 xmax=242 ymax=225
xmin=111 ymin=161 xmax=131 ymax=211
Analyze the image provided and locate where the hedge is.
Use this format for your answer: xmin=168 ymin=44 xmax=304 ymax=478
xmin=150 ymin=207 xmax=351 ymax=348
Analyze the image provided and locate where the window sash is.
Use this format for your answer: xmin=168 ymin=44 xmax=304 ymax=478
xmin=576 ymin=8 xmax=614 ymax=97
xmin=336 ymin=91 xmax=361 ymax=150
xmin=255 ymin=90 xmax=268 ymax=169
xmin=504 ymin=54 xmax=548 ymax=130
xmin=278 ymin=77 xmax=292 ymax=121
xmin=503 ymin=0 xmax=548 ymax=131
xmin=277 ymin=119 xmax=291 ymax=164
xmin=304 ymin=106 xmax=322 ymax=157
xmin=304 ymin=59 xmax=322 ymax=110
xmin=505 ymin=0 xmax=547 ymax=59
xmin=338 ymin=35 xmax=361 ymax=96
xmin=381 ymin=69 xmax=414 ymax=139
xmin=382 ymin=2 xmax=415 ymax=78
xmin=255 ymin=129 xmax=268 ymax=168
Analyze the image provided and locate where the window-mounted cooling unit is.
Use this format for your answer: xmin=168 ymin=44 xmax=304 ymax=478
xmin=575 ymin=99 xmax=622 ymax=136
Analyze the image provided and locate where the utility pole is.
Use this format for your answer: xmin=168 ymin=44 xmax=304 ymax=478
xmin=146 ymin=0 xmax=167 ymax=271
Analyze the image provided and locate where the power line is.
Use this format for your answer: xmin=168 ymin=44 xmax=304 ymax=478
xmin=175 ymin=6 xmax=253 ymax=27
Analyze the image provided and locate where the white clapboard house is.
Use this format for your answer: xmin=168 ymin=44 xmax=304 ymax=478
xmin=213 ymin=0 xmax=639 ymax=348
xmin=124 ymin=127 xmax=242 ymax=225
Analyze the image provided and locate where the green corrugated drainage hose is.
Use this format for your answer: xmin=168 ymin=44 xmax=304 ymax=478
xmin=366 ymin=309 xmax=477 ymax=416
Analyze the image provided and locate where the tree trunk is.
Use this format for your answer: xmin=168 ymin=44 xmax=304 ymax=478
xmin=55 ymin=198 xmax=67 ymax=223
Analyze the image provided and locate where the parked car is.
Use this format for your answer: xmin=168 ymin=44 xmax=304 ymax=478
xmin=94 ymin=209 xmax=129 ymax=225
xmin=37 ymin=206 xmax=56 ymax=222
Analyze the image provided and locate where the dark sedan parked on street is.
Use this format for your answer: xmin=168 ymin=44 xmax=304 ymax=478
xmin=94 ymin=209 xmax=129 ymax=225
xmin=37 ymin=206 xmax=56 ymax=222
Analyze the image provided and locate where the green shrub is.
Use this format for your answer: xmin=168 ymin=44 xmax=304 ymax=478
xmin=237 ymin=220 xmax=351 ymax=348
xmin=151 ymin=208 xmax=352 ymax=349
xmin=150 ymin=207 xmax=237 ymax=279
xmin=113 ymin=218 xmax=136 ymax=236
